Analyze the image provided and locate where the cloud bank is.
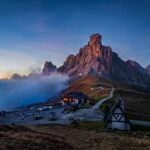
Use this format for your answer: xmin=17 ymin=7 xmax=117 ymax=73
xmin=0 ymin=73 xmax=69 ymax=111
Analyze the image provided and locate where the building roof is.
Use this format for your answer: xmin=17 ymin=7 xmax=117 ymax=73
xmin=104 ymin=96 xmax=131 ymax=128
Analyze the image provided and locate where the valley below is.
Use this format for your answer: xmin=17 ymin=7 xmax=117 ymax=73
xmin=0 ymin=76 xmax=150 ymax=150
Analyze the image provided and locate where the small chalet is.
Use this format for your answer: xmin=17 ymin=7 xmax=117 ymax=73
xmin=104 ymin=96 xmax=131 ymax=131
xmin=63 ymin=92 xmax=89 ymax=105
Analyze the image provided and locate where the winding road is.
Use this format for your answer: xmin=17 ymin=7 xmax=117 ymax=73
xmin=67 ymin=87 xmax=150 ymax=127
xmin=1 ymin=87 xmax=150 ymax=127
xmin=70 ymin=87 xmax=115 ymax=121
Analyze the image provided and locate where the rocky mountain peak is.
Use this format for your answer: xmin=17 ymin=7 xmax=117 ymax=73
xmin=88 ymin=33 xmax=102 ymax=46
xmin=87 ymin=33 xmax=102 ymax=57
xmin=126 ymin=59 xmax=146 ymax=74
xmin=42 ymin=61 xmax=57 ymax=75
xmin=146 ymin=65 xmax=150 ymax=75
xmin=58 ymin=33 xmax=112 ymax=77
xmin=42 ymin=33 xmax=150 ymax=88
xmin=126 ymin=59 xmax=142 ymax=69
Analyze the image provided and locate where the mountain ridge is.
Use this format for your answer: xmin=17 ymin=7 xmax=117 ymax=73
xmin=42 ymin=33 xmax=150 ymax=88
xmin=146 ymin=65 xmax=150 ymax=75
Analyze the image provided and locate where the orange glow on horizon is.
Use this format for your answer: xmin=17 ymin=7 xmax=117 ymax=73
xmin=0 ymin=71 xmax=29 ymax=79
xmin=0 ymin=72 xmax=9 ymax=79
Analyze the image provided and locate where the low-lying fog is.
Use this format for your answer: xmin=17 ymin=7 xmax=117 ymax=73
xmin=0 ymin=73 xmax=69 ymax=111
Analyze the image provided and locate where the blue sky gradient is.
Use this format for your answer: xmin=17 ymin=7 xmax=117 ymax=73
xmin=0 ymin=0 xmax=150 ymax=78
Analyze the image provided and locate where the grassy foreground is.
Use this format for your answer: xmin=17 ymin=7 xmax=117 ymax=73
xmin=0 ymin=122 xmax=150 ymax=150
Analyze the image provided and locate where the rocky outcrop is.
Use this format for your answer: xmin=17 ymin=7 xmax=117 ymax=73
xmin=11 ymin=73 xmax=27 ymax=80
xmin=43 ymin=33 xmax=150 ymax=87
xmin=110 ymin=53 xmax=150 ymax=86
xmin=42 ymin=61 xmax=57 ymax=75
xmin=58 ymin=33 xmax=112 ymax=78
xmin=126 ymin=60 xmax=146 ymax=74
xmin=146 ymin=65 xmax=150 ymax=75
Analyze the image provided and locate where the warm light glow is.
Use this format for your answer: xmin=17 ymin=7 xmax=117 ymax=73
xmin=0 ymin=72 xmax=9 ymax=79
xmin=0 ymin=71 xmax=29 ymax=79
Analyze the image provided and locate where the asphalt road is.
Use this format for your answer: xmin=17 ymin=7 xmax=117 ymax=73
xmin=72 ymin=88 xmax=115 ymax=121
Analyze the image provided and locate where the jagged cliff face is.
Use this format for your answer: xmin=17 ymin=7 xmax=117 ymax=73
xmin=42 ymin=33 xmax=150 ymax=87
xmin=42 ymin=61 xmax=57 ymax=75
xmin=110 ymin=53 xmax=150 ymax=86
xmin=58 ymin=34 xmax=112 ymax=78
xmin=146 ymin=65 xmax=150 ymax=75
xmin=126 ymin=60 xmax=146 ymax=74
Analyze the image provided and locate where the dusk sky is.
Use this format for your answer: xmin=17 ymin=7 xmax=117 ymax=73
xmin=0 ymin=0 xmax=150 ymax=78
